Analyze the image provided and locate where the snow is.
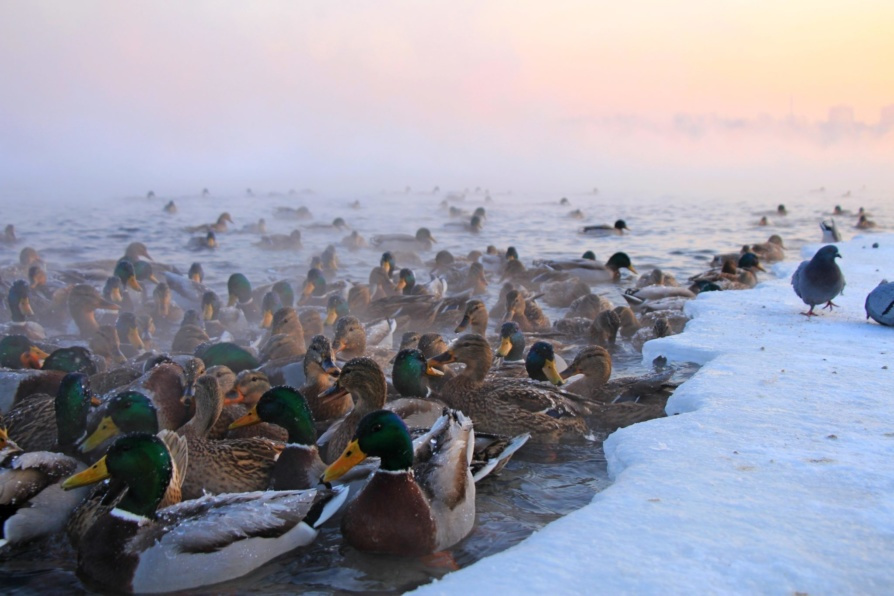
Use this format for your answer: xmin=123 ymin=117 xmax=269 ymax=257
xmin=417 ymin=235 xmax=894 ymax=595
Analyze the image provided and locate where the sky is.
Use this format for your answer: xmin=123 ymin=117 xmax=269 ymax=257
xmin=1 ymin=1 xmax=892 ymax=200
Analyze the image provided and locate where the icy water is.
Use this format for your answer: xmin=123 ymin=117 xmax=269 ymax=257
xmin=0 ymin=186 xmax=889 ymax=594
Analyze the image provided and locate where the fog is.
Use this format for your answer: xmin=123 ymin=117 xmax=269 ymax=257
xmin=1 ymin=1 xmax=892 ymax=202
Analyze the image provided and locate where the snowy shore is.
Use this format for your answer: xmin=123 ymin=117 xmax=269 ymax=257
xmin=418 ymin=234 xmax=894 ymax=595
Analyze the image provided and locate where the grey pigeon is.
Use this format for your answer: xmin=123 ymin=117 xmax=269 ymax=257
xmin=791 ymin=245 xmax=846 ymax=316
xmin=865 ymin=280 xmax=894 ymax=326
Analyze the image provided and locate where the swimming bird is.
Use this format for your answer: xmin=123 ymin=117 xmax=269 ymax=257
xmin=61 ymin=432 xmax=346 ymax=594
xmin=582 ymin=219 xmax=629 ymax=235
xmin=791 ymin=245 xmax=846 ymax=316
xmin=186 ymin=211 xmax=233 ymax=234
xmin=540 ymin=252 xmax=638 ymax=283
xmin=370 ymin=227 xmax=437 ymax=252
xmin=322 ymin=408 xmax=475 ymax=556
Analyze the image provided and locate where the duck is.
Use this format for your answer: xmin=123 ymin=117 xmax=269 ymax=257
xmin=582 ymin=219 xmax=629 ymax=235
xmin=494 ymin=321 xmax=525 ymax=361
xmin=194 ymin=341 xmax=260 ymax=374
xmin=2 ymin=223 xmax=16 ymax=244
xmin=258 ymin=306 xmax=306 ymax=361
xmin=0 ymin=334 xmax=49 ymax=369
xmin=186 ymin=211 xmax=233 ymax=234
xmin=305 ymin=217 xmax=350 ymax=232
xmin=370 ymin=227 xmax=437 ymax=252
xmin=209 ymin=370 xmax=287 ymax=443
xmin=856 ymin=214 xmax=878 ymax=229
xmin=504 ymin=289 xmax=551 ymax=332
xmin=274 ymin=205 xmax=313 ymax=220
xmin=299 ymin=268 xmax=328 ymax=304
xmin=187 ymin=231 xmax=217 ymax=250
xmin=177 ymin=374 xmax=283 ymax=499
xmin=60 ymin=432 xmax=346 ymax=594
xmin=171 ymin=310 xmax=211 ymax=354
xmin=118 ymin=361 xmax=195 ymax=431
xmin=341 ymin=230 xmax=368 ymax=251
xmin=299 ymin=335 xmax=345 ymax=424
xmin=539 ymin=277 xmax=591 ymax=308
xmin=396 ymin=268 xmax=446 ymax=299
xmin=115 ymin=312 xmax=147 ymax=358
xmin=749 ymin=234 xmax=785 ymax=263
xmin=4 ymin=279 xmax=46 ymax=341
xmin=68 ymin=284 xmax=120 ymax=337
xmin=146 ymin=282 xmax=183 ymax=332
xmin=428 ymin=334 xmax=589 ymax=442
xmin=256 ymin=229 xmax=303 ymax=251
xmin=332 ymin=315 xmax=395 ymax=369
xmin=322 ymin=408 xmax=475 ymax=556
xmin=454 ymin=299 xmax=489 ymax=335
xmin=540 ymin=251 xmax=638 ymax=283
xmin=42 ymin=345 xmax=102 ymax=375
xmin=391 ymin=348 xmax=445 ymax=399
xmin=77 ymin=389 xmax=163 ymax=454
xmin=4 ymin=372 xmax=98 ymax=453
xmin=229 ymin=386 xmax=325 ymax=490
xmin=227 ymin=273 xmax=263 ymax=324
xmin=317 ymin=357 xmax=389 ymax=463
xmin=0 ymin=428 xmax=92 ymax=548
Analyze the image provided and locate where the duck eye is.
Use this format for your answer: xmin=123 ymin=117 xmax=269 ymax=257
xmin=372 ymin=424 xmax=383 ymax=432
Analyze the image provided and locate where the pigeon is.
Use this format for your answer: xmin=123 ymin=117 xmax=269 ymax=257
xmin=865 ymin=280 xmax=894 ymax=326
xmin=791 ymin=245 xmax=846 ymax=316
xmin=820 ymin=219 xmax=842 ymax=243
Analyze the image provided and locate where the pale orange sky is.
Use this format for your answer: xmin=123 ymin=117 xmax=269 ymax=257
xmin=1 ymin=1 xmax=892 ymax=196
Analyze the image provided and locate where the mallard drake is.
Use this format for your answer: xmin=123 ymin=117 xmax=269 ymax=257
xmin=68 ymin=284 xmax=120 ymax=337
xmin=0 ymin=429 xmax=91 ymax=548
xmin=229 ymin=386 xmax=324 ymax=490
xmin=188 ymin=230 xmax=217 ymax=250
xmin=4 ymin=372 xmax=98 ymax=453
xmin=113 ymin=260 xmax=143 ymax=311
xmin=370 ymin=227 xmax=437 ymax=252
xmin=317 ymin=357 xmax=389 ymax=463
xmin=78 ymin=390 xmax=160 ymax=454
xmin=582 ymin=219 xmax=629 ymax=235
xmin=504 ymin=289 xmax=551 ymax=332
xmin=177 ymin=375 xmax=283 ymax=499
xmin=0 ymin=334 xmax=49 ymax=369
xmin=540 ymin=251 xmax=637 ymax=283
xmin=494 ymin=321 xmax=525 ymax=360
xmin=115 ymin=312 xmax=146 ymax=359
xmin=187 ymin=211 xmax=233 ymax=234
xmin=147 ymin=282 xmax=183 ymax=331
xmin=227 ymin=273 xmax=263 ymax=324
xmin=4 ymin=279 xmax=46 ymax=341
xmin=322 ymin=408 xmax=475 ymax=556
xmin=391 ymin=348 xmax=445 ymax=398
xmin=428 ymin=334 xmax=588 ymax=442
xmin=61 ymin=432 xmax=346 ymax=594
xmin=299 ymin=268 xmax=328 ymax=304
xmin=195 ymin=341 xmax=259 ymax=373
xmin=42 ymin=346 xmax=101 ymax=376
xmin=396 ymin=268 xmax=446 ymax=299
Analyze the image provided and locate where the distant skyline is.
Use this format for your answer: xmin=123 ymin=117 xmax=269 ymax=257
xmin=1 ymin=1 xmax=892 ymax=199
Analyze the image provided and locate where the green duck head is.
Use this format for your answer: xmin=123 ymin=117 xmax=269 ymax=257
xmin=301 ymin=268 xmax=327 ymax=300
xmin=416 ymin=228 xmax=436 ymax=243
xmin=606 ymin=252 xmax=637 ymax=274
xmin=43 ymin=346 xmax=99 ymax=375
xmin=0 ymin=334 xmax=49 ymax=369
xmin=581 ymin=250 xmax=597 ymax=261
xmin=8 ymin=279 xmax=34 ymax=322
xmin=272 ymin=280 xmax=295 ymax=308
xmin=525 ymin=341 xmax=563 ymax=386
xmin=188 ymin=262 xmax=204 ymax=283
xmin=103 ymin=276 xmax=124 ymax=304
xmin=194 ymin=341 xmax=259 ymax=374
xmin=79 ymin=390 xmax=158 ymax=453
xmin=229 ymin=386 xmax=316 ymax=446
xmin=133 ymin=260 xmax=158 ymax=284
xmin=380 ymin=252 xmax=396 ymax=276
xmin=505 ymin=246 xmax=519 ymax=261
xmin=201 ymin=291 xmax=221 ymax=321
xmin=397 ymin=268 xmax=416 ymax=294
xmin=496 ymin=321 xmax=525 ymax=361
xmin=227 ymin=273 xmax=252 ymax=306
xmin=392 ymin=348 xmax=443 ymax=398
xmin=114 ymin=259 xmax=142 ymax=292
xmin=261 ymin=292 xmax=282 ymax=329
xmin=55 ymin=372 xmax=98 ymax=449
xmin=323 ymin=410 xmax=413 ymax=481
xmin=614 ymin=219 xmax=629 ymax=231
xmin=116 ymin=312 xmax=145 ymax=350
xmin=325 ymin=294 xmax=349 ymax=326
xmin=738 ymin=252 xmax=766 ymax=272
xmin=63 ymin=433 xmax=172 ymax=519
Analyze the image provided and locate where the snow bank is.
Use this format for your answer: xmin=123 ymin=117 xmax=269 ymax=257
xmin=418 ymin=234 xmax=894 ymax=595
